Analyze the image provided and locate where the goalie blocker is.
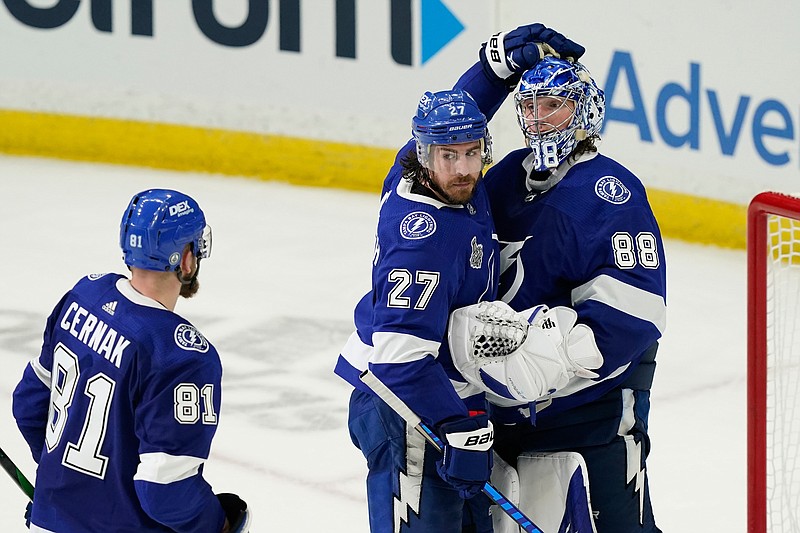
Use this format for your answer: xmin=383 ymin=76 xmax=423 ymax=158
xmin=447 ymin=301 xmax=604 ymax=406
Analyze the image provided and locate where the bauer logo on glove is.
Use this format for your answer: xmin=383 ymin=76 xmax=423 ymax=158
xmin=479 ymin=23 xmax=585 ymax=86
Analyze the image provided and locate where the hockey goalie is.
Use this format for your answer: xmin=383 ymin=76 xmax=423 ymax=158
xmin=448 ymin=301 xmax=603 ymax=533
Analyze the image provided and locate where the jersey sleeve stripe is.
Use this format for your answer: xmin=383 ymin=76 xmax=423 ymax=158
xmin=339 ymin=331 xmax=372 ymax=372
xmin=571 ymin=274 xmax=667 ymax=335
xmin=133 ymin=452 xmax=205 ymax=484
xmin=372 ymin=331 xmax=440 ymax=364
xmin=31 ymin=358 xmax=51 ymax=386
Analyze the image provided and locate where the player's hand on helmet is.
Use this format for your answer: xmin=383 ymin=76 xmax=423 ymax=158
xmin=533 ymin=25 xmax=585 ymax=62
xmin=480 ymin=23 xmax=585 ymax=86
xmin=435 ymin=413 xmax=494 ymax=499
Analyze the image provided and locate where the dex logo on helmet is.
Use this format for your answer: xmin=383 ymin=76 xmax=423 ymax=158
xmin=169 ymin=201 xmax=194 ymax=217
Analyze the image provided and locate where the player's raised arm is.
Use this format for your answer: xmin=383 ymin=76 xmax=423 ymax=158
xmin=455 ymin=23 xmax=585 ymax=122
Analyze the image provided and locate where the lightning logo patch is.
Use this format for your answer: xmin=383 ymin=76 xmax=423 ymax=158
xmin=174 ymin=324 xmax=209 ymax=353
xmin=400 ymin=211 xmax=437 ymax=240
xmin=595 ymin=176 xmax=631 ymax=205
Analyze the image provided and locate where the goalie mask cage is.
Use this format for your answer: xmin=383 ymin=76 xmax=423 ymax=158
xmin=748 ymin=191 xmax=800 ymax=533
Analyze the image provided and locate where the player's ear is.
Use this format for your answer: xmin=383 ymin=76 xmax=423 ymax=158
xmin=179 ymin=244 xmax=196 ymax=275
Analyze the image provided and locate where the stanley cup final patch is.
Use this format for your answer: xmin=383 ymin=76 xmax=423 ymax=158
xmin=400 ymin=211 xmax=437 ymax=240
xmin=469 ymin=236 xmax=483 ymax=269
xmin=595 ymin=176 xmax=631 ymax=205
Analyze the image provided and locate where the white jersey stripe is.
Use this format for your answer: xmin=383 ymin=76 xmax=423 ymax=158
xmin=31 ymin=358 xmax=51 ymax=386
xmin=372 ymin=331 xmax=440 ymax=364
xmin=340 ymin=330 xmax=441 ymax=367
xmin=134 ymin=452 xmax=205 ymax=484
xmin=339 ymin=331 xmax=372 ymax=372
xmin=571 ymin=274 xmax=666 ymax=335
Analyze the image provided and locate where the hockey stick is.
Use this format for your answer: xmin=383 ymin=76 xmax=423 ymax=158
xmin=0 ymin=446 xmax=34 ymax=501
xmin=359 ymin=370 xmax=543 ymax=533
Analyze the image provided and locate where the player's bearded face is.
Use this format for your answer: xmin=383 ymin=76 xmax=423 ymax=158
xmin=426 ymin=141 xmax=484 ymax=204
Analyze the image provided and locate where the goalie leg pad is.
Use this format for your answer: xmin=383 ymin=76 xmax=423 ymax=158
xmin=488 ymin=452 xmax=521 ymax=533
xmin=491 ymin=452 xmax=597 ymax=533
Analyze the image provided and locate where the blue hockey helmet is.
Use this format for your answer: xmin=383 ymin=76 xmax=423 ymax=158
xmin=412 ymin=89 xmax=492 ymax=169
xmin=120 ymin=189 xmax=212 ymax=272
xmin=514 ymin=57 xmax=605 ymax=171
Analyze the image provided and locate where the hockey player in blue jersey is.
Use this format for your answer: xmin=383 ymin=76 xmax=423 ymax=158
xmin=336 ymin=87 xmax=499 ymax=533
xmin=334 ymin=25 xmax=586 ymax=533
xmin=449 ymin=57 xmax=666 ymax=532
xmin=13 ymin=189 xmax=250 ymax=533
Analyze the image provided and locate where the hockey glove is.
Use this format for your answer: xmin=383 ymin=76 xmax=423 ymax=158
xmin=523 ymin=305 xmax=604 ymax=380
xmin=435 ymin=413 xmax=494 ymax=499
xmin=449 ymin=301 xmax=604 ymax=404
xmin=217 ymin=493 xmax=251 ymax=533
xmin=24 ymin=501 xmax=31 ymax=529
xmin=480 ymin=23 xmax=585 ymax=86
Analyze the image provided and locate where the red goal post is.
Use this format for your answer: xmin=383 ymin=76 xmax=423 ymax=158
xmin=747 ymin=191 xmax=800 ymax=533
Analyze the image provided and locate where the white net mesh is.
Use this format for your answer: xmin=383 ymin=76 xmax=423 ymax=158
xmin=765 ymin=213 xmax=800 ymax=532
xmin=470 ymin=303 xmax=529 ymax=360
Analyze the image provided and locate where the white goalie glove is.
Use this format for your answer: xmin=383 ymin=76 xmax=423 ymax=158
xmin=448 ymin=301 xmax=604 ymax=404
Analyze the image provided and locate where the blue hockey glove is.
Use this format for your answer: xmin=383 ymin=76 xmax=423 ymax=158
xmin=480 ymin=23 xmax=585 ymax=85
xmin=435 ymin=413 xmax=494 ymax=499
xmin=24 ymin=501 xmax=31 ymax=529
xmin=217 ymin=493 xmax=250 ymax=533
xmin=534 ymin=25 xmax=585 ymax=61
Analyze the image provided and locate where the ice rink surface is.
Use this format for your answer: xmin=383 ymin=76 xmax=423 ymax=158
xmin=0 ymin=155 xmax=747 ymax=531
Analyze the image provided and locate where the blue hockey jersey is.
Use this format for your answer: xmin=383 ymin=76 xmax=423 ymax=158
xmin=13 ymin=273 xmax=226 ymax=533
xmin=334 ymin=139 xmax=499 ymax=428
xmin=334 ymin=61 xmax=511 ymax=428
xmin=484 ymin=149 xmax=667 ymax=421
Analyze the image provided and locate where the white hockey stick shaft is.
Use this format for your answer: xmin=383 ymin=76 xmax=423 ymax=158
xmin=359 ymin=370 xmax=442 ymax=451
xmin=359 ymin=370 xmax=543 ymax=533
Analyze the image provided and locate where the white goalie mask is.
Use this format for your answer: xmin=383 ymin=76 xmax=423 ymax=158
xmin=514 ymin=57 xmax=605 ymax=172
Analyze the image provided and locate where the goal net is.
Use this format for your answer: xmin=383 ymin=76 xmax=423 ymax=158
xmin=748 ymin=191 xmax=800 ymax=533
